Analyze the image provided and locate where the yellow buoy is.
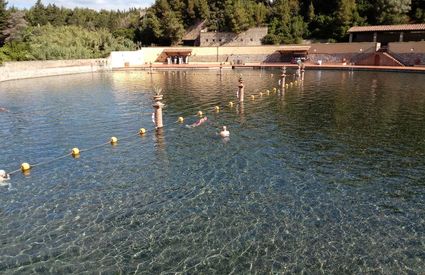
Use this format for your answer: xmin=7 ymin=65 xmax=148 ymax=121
xmin=285 ymin=84 xmax=289 ymax=88
xmin=215 ymin=106 xmax=220 ymax=112
xmin=251 ymin=95 xmax=255 ymax=100
xmin=197 ymin=111 xmax=203 ymax=117
xmin=273 ymin=88 xmax=277 ymax=92
xmin=139 ymin=128 xmax=146 ymax=135
xmin=21 ymin=162 xmax=31 ymax=172
xmin=71 ymin=147 xmax=80 ymax=157
xmin=229 ymin=101 xmax=234 ymax=107
xmin=290 ymin=82 xmax=293 ymax=85
xmin=295 ymin=80 xmax=298 ymax=85
xmin=266 ymin=90 xmax=270 ymax=95
xmin=178 ymin=116 xmax=184 ymax=123
xmin=259 ymin=92 xmax=263 ymax=96
xmin=110 ymin=137 xmax=118 ymax=145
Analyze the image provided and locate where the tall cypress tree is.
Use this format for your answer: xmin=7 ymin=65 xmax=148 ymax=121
xmin=0 ymin=0 xmax=9 ymax=45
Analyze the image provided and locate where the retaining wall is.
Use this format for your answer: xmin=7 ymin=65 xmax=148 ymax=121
xmin=139 ymin=43 xmax=378 ymax=65
xmin=389 ymin=41 xmax=425 ymax=66
xmin=0 ymin=59 xmax=109 ymax=82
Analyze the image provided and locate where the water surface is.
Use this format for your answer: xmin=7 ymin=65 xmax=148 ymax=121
xmin=0 ymin=70 xmax=424 ymax=273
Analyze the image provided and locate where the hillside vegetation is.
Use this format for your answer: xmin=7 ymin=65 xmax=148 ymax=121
xmin=0 ymin=0 xmax=424 ymax=62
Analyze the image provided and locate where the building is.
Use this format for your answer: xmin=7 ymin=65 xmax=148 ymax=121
xmin=200 ymin=27 xmax=268 ymax=47
xmin=182 ymin=20 xmax=207 ymax=46
xmin=348 ymin=24 xmax=425 ymax=45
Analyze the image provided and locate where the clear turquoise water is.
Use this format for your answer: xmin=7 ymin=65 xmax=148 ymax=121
xmin=0 ymin=70 xmax=424 ymax=273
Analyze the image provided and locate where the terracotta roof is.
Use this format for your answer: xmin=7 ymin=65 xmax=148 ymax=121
xmin=348 ymin=24 xmax=425 ymax=33
xmin=277 ymin=46 xmax=311 ymax=52
xmin=162 ymin=49 xmax=192 ymax=55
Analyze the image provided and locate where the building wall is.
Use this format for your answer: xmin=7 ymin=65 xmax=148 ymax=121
xmin=200 ymin=28 xmax=268 ymax=47
xmin=139 ymin=43 xmax=378 ymax=65
xmin=109 ymin=51 xmax=144 ymax=68
xmin=388 ymin=41 xmax=425 ymax=65
xmin=0 ymin=59 xmax=109 ymax=82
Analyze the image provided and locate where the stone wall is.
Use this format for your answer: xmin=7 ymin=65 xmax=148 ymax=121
xmin=200 ymin=28 xmax=268 ymax=47
xmin=388 ymin=41 xmax=425 ymax=65
xmin=0 ymin=59 xmax=109 ymax=82
xmin=138 ymin=43 xmax=378 ymax=65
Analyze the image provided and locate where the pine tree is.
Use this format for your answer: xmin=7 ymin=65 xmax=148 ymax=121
xmin=0 ymin=0 xmax=9 ymax=45
xmin=2 ymin=10 xmax=27 ymax=43
xmin=335 ymin=0 xmax=363 ymax=40
xmin=376 ymin=0 xmax=411 ymax=24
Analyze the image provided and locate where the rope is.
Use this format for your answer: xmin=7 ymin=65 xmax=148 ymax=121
xmin=5 ymin=79 xmax=305 ymax=178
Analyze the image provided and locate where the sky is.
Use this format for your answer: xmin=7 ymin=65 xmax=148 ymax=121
xmin=8 ymin=0 xmax=155 ymax=11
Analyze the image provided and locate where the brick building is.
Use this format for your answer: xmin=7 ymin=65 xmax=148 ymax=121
xmin=348 ymin=24 xmax=425 ymax=45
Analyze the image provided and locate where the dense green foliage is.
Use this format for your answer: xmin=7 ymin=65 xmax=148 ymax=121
xmin=137 ymin=0 xmax=422 ymax=45
xmin=0 ymin=0 xmax=424 ymax=62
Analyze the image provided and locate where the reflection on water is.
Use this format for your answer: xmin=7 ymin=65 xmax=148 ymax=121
xmin=0 ymin=70 xmax=424 ymax=273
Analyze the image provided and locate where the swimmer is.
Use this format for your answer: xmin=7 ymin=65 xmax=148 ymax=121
xmin=0 ymin=107 xmax=9 ymax=112
xmin=220 ymin=126 xmax=230 ymax=137
xmin=0 ymin=170 xmax=10 ymax=182
xmin=186 ymin=116 xmax=208 ymax=128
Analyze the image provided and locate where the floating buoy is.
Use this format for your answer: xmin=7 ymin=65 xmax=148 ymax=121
xmin=295 ymin=80 xmax=298 ymax=85
xmin=251 ymin=95 xmax=255 ymax=100
xmin=178 ymin=116 xmax=184 ymax=123
xmin=197 ymin=111 xmax=203 ymax=117
xmin=71 ymin=147 xmax=80 ymax=157
xmin=215 ymin=106 xmax=220 ymax=112
xmin=285 ymin=84 xmax=289 ymax=88
xmin=229 ymin=101 xmax=234 ymax=107
xmin=139 ymin=128 xmax=146 ymax=135
xmin=266 ymin=90 xmax=270 ymax=95
xmin=290 ymin=82 xmax=293 ymax=86
xmin=259 ymin=92 xmax=263 ymax=96
xmin=273 ymin=88 xmax=277 ymax=92
xmin=21 ymin=162 xmax=31 ymax=172
xmin=110 ymin=137 xmax=118 ymax=145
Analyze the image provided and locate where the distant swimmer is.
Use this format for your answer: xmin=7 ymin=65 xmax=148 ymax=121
xmin=0 ymin=170 xmax=10 ymax=183
xmin=186 ymin=116 xmax=208 ymax=128
xmin=0 ymin=107 xmax=9 ymax=112
xmin=220 ymin=126 xmax=230 ymax=137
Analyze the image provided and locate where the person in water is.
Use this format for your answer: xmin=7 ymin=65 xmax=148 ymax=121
xmin=0 ymin=107 xmax=9 ymax=112
xmin=0 ymin=170 xmax=10 ymax=182
xmin=187 ymin=116 xmax=208 ymax=128
xmin=220 ymin=126 xmax=230 ymax=137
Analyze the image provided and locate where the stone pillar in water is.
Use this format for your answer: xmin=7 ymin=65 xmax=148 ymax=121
xmin=280 ymin=66 xmax=286 ymax=91
xmin=153 ymin=94 xmax=164 ymax=129
xmin=301 ymin=63 xmax=305 ymax=82
xmin=238 ymin=76 xmax=244 ymax=103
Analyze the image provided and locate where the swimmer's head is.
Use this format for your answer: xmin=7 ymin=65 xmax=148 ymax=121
xmin=222 ymin=126 xmax=227 ymax=130
xmin=0 ymin=170 xmax=6 ymax=178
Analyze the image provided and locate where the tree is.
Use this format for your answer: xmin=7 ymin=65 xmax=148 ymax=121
xmin=224 ymin=0 xmax=250 ymax=33
xmin=334 ymin=0 xmax=363 ymax=40
xmin=27 ymin=0 xmax=48 ymax=26
xmin=0 ymin=0 xmax=9 ymax=45
xmin=2 ymin=11 xmax=27 ymax=43
xmin=26 ymin=25 xmax=135 ymax=60
xmin=376 ymin=0 xmax=411 ymax=24
xmin=253 ymin=2 xmax=268 ymax=27
xmin=307 ymin=1 xmax=315 ymax=22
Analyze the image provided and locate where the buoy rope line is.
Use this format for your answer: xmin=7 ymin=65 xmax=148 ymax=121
xmin=4 ymin=81 xmax=304 ymax=178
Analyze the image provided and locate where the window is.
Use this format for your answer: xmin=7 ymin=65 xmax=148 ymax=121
xmin=250 ymin=38 xmax=253 ymax=42
xmin=212 ymin=39 xmax=215 ymax=42
xmin=206 ymin=39 xmax=209 ymax=42
xmin=240 ymin=39 xmax=243 ymax=42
